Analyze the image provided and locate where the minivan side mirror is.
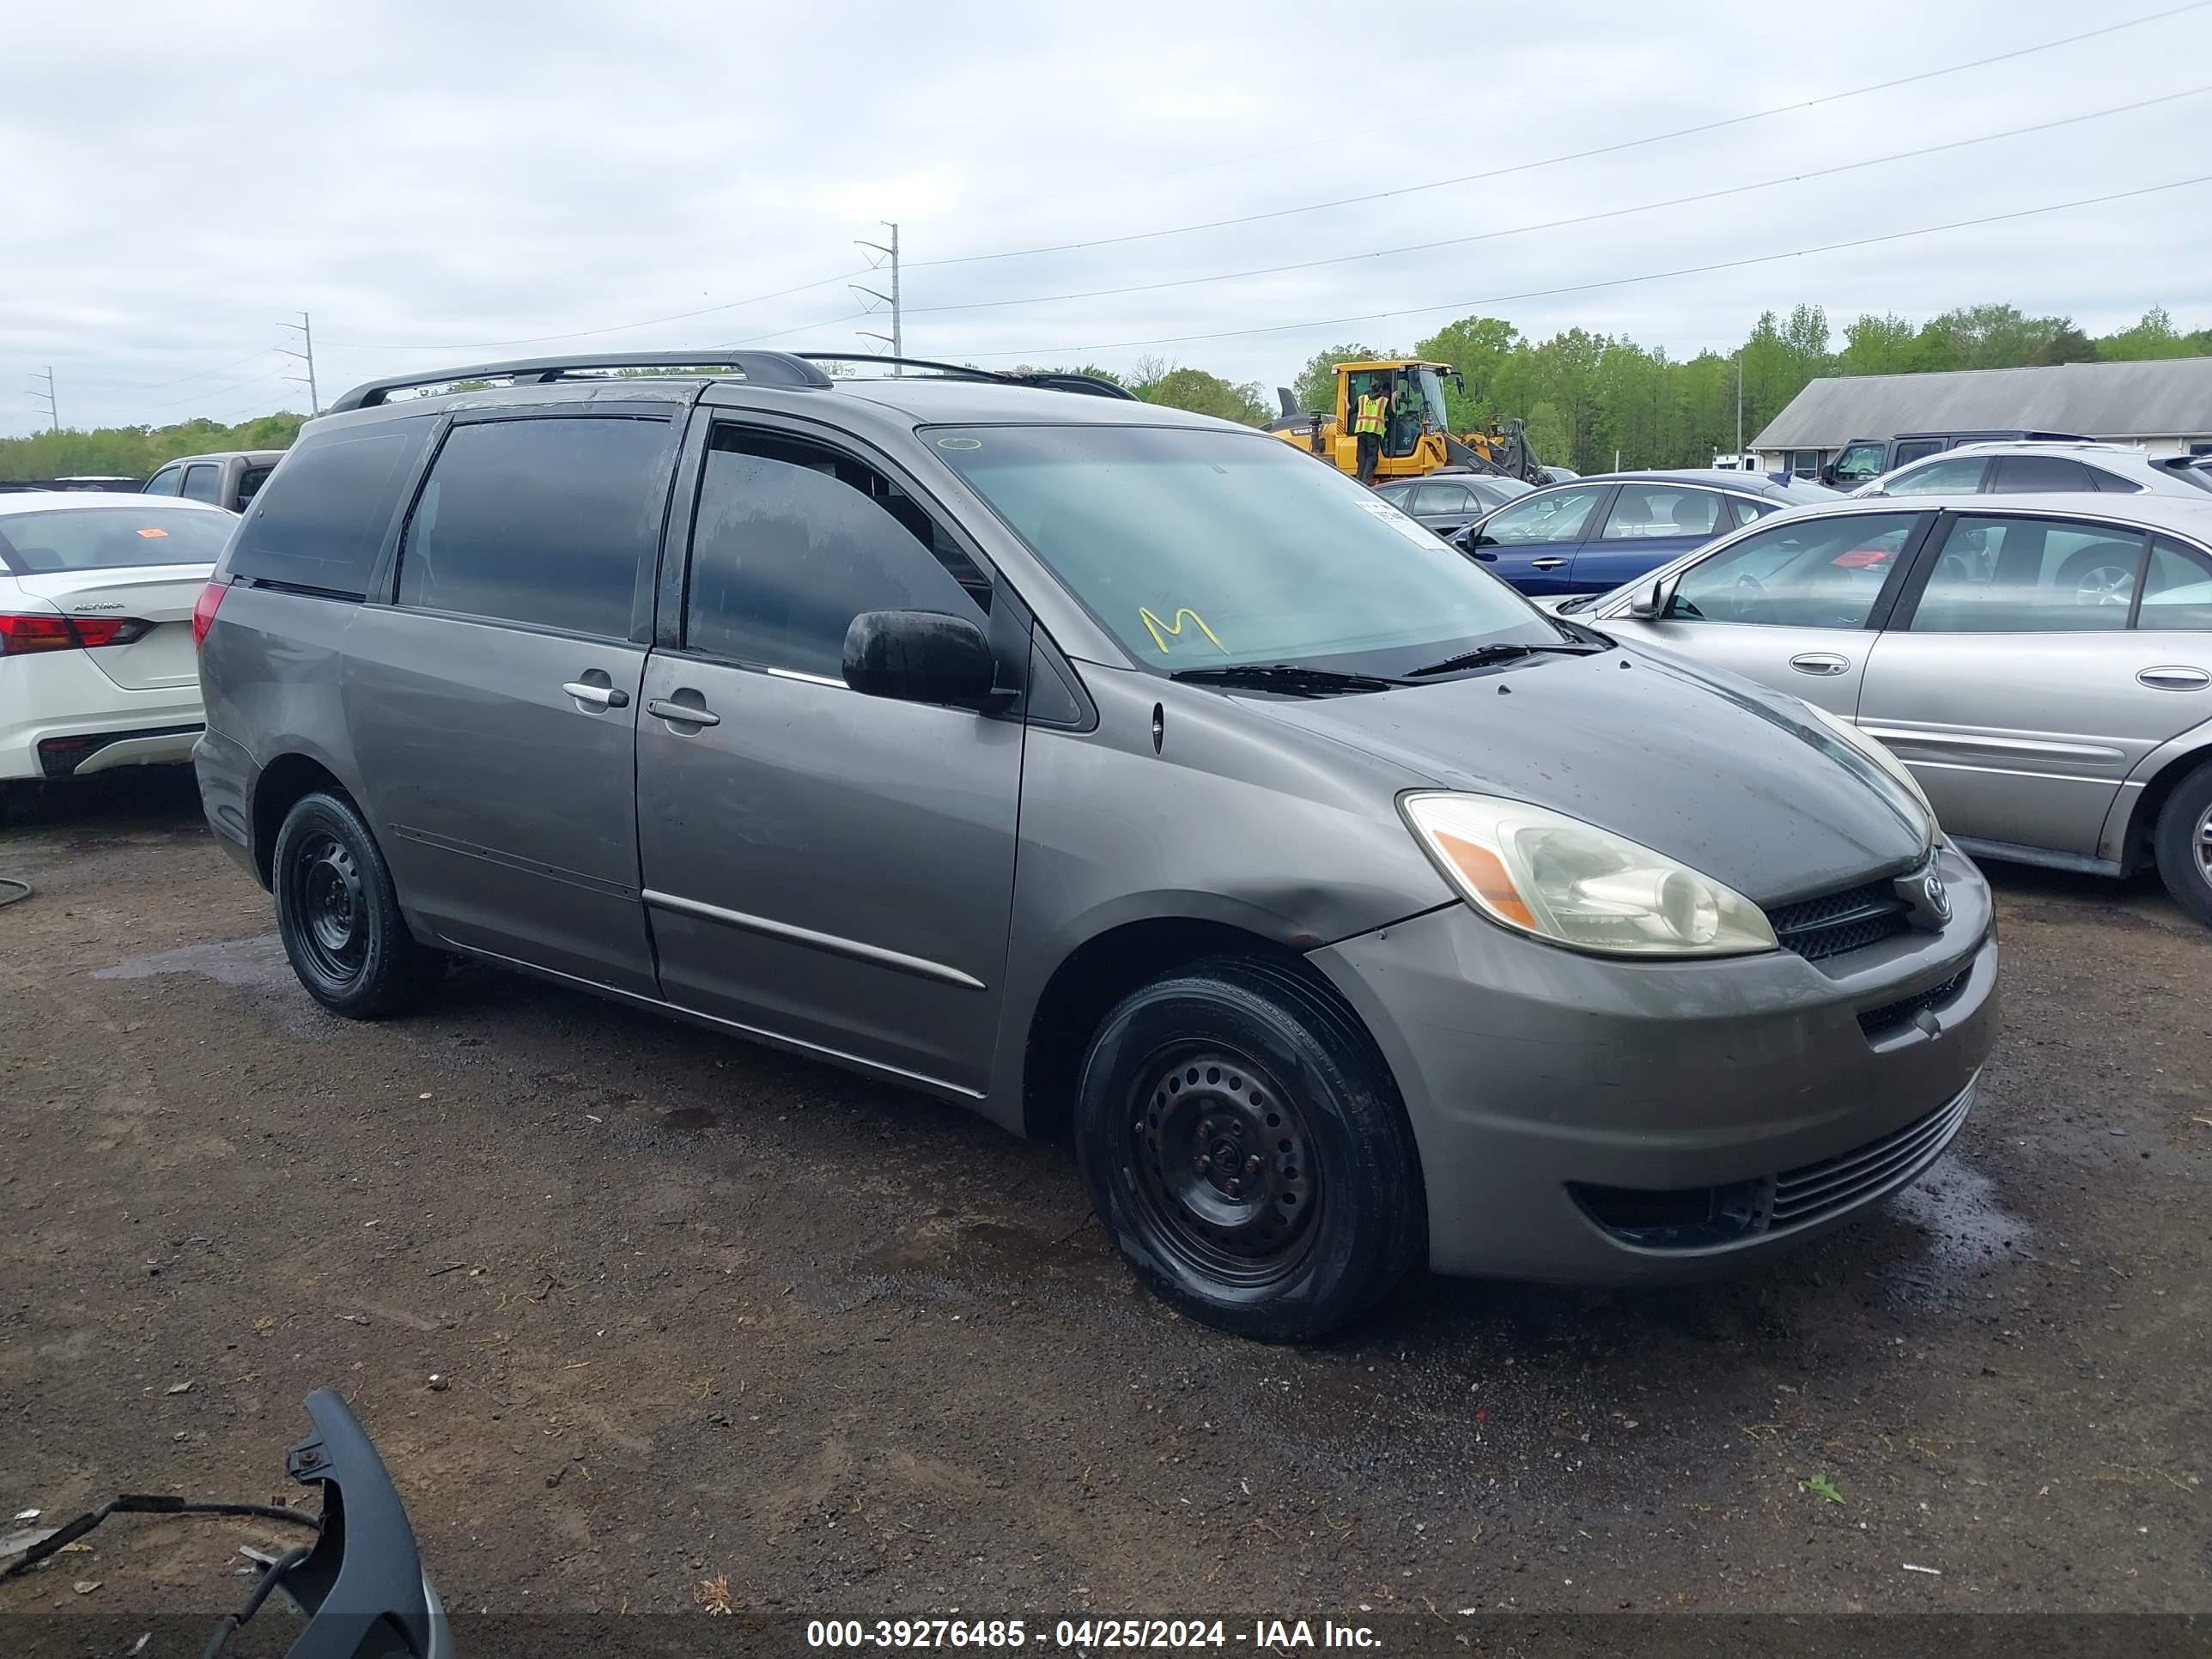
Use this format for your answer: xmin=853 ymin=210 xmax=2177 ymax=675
xmin=842 ymin=610 xmax=1001 ymax=709
xmin=1626 ymin=575 xmax=1676 ymax=619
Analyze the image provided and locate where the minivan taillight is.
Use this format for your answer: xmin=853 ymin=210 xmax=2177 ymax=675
xmin=191 ymin=580 xmax=228 ymax=649
xmin=0 ymin=612 xmax=153 ymax=653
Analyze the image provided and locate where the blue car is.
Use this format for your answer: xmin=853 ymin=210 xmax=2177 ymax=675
xmin=1454 ymin=470 xmax=1832 ymax=596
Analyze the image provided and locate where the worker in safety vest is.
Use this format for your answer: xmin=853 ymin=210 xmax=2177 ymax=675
xmin=1352 ymin=380 xmax=1389 ymax=484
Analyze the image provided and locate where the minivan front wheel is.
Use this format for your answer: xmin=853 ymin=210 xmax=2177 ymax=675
xmin=1075 ymin=957 xmax=1423 ymax=1341
xmin=2151 ymin=759 xmax=2212 ymax=928
xmin=272 ymin=791 xmax=435 ymax=1018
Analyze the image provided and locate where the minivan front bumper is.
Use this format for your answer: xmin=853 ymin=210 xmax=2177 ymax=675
xmin=1309 ymin=842 xmax=1997 ymax=1282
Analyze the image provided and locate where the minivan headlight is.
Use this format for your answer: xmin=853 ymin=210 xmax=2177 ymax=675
xmin=1800 ymin=702 xmax=1940 ymax=840
xmin=1400 ymin=792 xmax=1778 ymax=958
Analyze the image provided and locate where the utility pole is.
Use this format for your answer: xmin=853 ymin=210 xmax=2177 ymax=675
xmin=27 ymin=367 xmax=58 ymax=433
xmin=852 ymin=222 xmax=902 ymax=374
xmin=277 ymin=311 xmax=320 ymax=415
xmin=1734 ymin=349 xmax=1744 ymax=462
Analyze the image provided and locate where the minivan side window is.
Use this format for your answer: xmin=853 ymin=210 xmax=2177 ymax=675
xmin=397 ymin=416 xmax=671 ymax=638
xmin=683 ymin=429 xmax=986 ymax=680
xmin=143 ymin=465 xmax=185 ymax=496
xmin=1667 ymin=513 xmax=1919 ymax=629
xmin=1907 ymin=516 xmax=2141 ymax=633
xmin=227 ymin=422 xmax=434 ymax=598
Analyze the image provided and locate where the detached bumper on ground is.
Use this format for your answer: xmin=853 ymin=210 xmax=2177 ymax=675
xmin=1312 ymin=843 xmax=1998 ymax=1281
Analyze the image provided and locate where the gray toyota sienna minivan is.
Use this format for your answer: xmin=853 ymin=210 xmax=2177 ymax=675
xmin=193 ymin=350 xmax=1997 ymax=1341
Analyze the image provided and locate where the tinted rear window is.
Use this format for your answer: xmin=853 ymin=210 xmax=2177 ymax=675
xmin=0 ymin=504 xmax=235 ymax=573
xmin=228 ymin=422 xmax=433 ymax=597
xmin=396 ymin=416 xmax=672 ymax=637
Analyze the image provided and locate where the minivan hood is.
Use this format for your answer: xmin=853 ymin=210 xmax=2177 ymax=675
xmin=1238 ymin=646 xmax=1929 ymax=905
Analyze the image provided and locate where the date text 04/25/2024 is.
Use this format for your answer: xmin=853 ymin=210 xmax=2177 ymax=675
xmin=805 ymin=1618 xmax=1382 ymax=1649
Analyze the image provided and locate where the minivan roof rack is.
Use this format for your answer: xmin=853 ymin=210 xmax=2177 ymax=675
xmin=326 ymin=350 xmax=836 ymax=412
xmin=796 ymin=353 xmax=1140 ymax=402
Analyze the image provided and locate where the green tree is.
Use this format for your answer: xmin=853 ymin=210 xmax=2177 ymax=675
xmin=1838 ymin=313 xmax=1920 ymax=376
xmin=1412 ymin=315 xmax=1520 ymax=429
xmin=0 ymin=411 xmax=309 ymax=482
xmin=1290 ymin=343 xmax=1395 ymax=418
xmin=1137 ymin=366 xmax=1268 ymax=426
xmin=2099 ymin=307 xmax=2197 ymax=361
xmin=1913 ymin=303 xmax=2092 ymax=371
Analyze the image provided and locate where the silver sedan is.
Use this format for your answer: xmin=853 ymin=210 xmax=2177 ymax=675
xmin=1552 ymin=492 xmax=2212 ymax=923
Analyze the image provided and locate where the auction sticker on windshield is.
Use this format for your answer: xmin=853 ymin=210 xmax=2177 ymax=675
xmin=1354 ymin=494 xmax=1445 ymax=548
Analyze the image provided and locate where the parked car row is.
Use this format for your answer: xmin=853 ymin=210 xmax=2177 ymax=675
xmin=1541 ymin=491 xmax=2212 ymax=922
xmin=1449 ymin=469 xmax=1832 ymax=594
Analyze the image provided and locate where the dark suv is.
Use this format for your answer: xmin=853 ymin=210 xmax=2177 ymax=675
xmin=1821 ymin=430 xmax=2090 ymax=490
xmin=191 ymin=350 xmax=1995 ymax=1340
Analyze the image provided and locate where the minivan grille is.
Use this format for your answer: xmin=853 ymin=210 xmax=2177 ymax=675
xmin=1569 ymin=1080 xmax=1976 ymax=1249
xmin=1767 ymin=1083 xmax=1975 ymax=1229
xmin=1856 ymin=969 xmax=1969 ymax=1040
xmin=1766 ymin=878 xmax=1911 ymax=961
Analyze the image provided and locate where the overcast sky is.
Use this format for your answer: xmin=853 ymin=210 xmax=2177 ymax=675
xmin=5 ymin=0 xmax=2209 ymax=436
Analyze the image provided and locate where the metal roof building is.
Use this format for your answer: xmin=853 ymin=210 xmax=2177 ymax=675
xmin=1751 ymin=356 xmax=2212 ymax=473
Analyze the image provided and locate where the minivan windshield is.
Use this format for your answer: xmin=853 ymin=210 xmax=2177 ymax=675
xmin=930 ymin=425 xmax=1571 ymax=676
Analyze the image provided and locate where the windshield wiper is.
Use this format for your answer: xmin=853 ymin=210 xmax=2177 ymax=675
xmin=1406 ymin=639 xmax=1607 ymax=678
xmin=1170 ymin=663 xmax=1403 ymax=696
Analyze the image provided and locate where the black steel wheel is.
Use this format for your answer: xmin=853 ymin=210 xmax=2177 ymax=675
xmin=1127 ymin=1045 xmax=1320 ymax=1291
xmin=287 ymin=832 xmax=368 ymax=986
xmin=271 ymin=790 xmax=436 ymax=1018
xmin=1075 ymin=956 xmax=1425 ymax=1342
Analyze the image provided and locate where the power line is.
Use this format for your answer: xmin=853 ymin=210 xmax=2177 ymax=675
xmin=896 ymin=86 xmax=2209 ymax=321
xmin=94 ymin=349 xmax=286 ymax=395
xmin=322 ymin=267 xmax=875 ymax=352
xmin=959 ymin=173 xmax=2212 ymax=361
xmin=908 ymin=0 xmax=2212 ymax=272
xmin=137 ymin=365 xmax=294 ymax=414
xmin=299 ymin=4 xmax=2204 ymax=368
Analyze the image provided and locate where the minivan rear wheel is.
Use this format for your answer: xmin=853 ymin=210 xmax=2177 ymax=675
xmin=1074 ymin=957 xmax=1423 ymax=1341
xmin=2151 ymin=759 xmax=2212 ymax=928
xmin=272 ymin=791 xmax=436 ymax=1017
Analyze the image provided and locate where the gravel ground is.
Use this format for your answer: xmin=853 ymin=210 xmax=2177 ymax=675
xmin=2 ymin=769 xmax=2207 ymax=1642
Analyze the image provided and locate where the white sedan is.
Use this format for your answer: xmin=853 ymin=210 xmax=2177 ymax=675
xmin=0 ymin=491 xmax=236 ymax=820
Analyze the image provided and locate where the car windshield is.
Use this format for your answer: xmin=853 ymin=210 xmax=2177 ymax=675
xmin=0 ymin=504 xmax=234 ymax=574
xmin=931 ymin=424 xmax=1568 ymax=675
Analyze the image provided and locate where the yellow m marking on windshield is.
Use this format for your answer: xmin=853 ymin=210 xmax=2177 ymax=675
xmin=1138 ymin=606 xmax=1225 ymax=655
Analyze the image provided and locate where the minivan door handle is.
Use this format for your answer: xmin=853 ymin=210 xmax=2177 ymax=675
xmin=562 ymin=679 xmax=630 ymax=710
xmin=647 ymin=696 xmax=720 ymax=728
xmin=2136 ymin=665 xmax=2210 ymax=691
xmin=1530 ymin=556 xmax=1569 ymax=570
xmin=1789 ymin=653 xmax=1851 ymax=678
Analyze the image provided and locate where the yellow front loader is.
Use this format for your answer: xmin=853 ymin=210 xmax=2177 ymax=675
xmin=1267 ymin=358 xmax=1546 ymax=485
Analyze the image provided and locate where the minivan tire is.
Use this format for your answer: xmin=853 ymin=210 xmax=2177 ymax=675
xmin=2151 ymin=759 xmax=2212 ymax=928
xmin=271 ymin=791 xmax=437 ymax=1018
xmin=1074 ymin=956 xmax=1425 ymax=1342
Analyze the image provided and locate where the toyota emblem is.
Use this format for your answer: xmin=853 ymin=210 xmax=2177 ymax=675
xmin=1923 ymin=871 xmax=1950 ymax=921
